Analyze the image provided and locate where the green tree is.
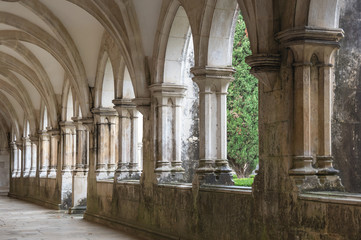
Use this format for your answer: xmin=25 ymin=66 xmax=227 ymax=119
xmin=227 ymin=13 xmax=259 ymax=177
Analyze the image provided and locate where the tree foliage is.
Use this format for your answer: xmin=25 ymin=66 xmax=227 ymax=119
xmin=227 ymin=13 xmax=259 ymax=177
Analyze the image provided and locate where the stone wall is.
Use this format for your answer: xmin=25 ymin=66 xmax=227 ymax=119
xmin=0 ymin=150 xmax=9 ymax=195
xmin=333 ymin=0 xmax=361 ymax=193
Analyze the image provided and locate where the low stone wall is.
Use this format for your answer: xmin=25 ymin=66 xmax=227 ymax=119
xmin=85 ymin=180 xmax=361 ymax=240
xmin=85 ymin=181 xmax=254 ymax=240
xmin=9 ymin=177 xmax=61 ymax=210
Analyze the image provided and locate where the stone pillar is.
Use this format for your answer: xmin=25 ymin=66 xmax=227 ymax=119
xmin=48 ymin=130 xmax=60 ymax=178
xmin=15 ymin=141 xmax=22 ymax=178
xmin=133 ymin=98 xmax=155 ymax=185
xmin=276 ymin=27 xmax=344 ymax=190
xmin=22 ymin=137 xmax=31 ymax=177
xmin=191 ymin=66 xmax=235 ymax=185
xmin=60 ymin=122 xmax=76 ymax=209
xmin=92 ymin=108 xmax=117 ymax=180
xmin=70 ymin=118 xmax=89 ymax=213
xmin=29 ymin=137 xmax=38 ymax=177
xmin=38 ymin=131 xmax=50 ymax=178
xmin=148 ymin=84 xmax=186 ymax=182
xmin=113 ymin=99 xmax=141 ymax=181
xmin=10 ymin=142 xmax=17 ymax=178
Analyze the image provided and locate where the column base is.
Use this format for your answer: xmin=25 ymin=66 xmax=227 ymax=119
xmin=291 ymin=175 xmax=321 ymax=191
xmin=289 ymin=156 xmax=317 ymax=175
xmin=196 ymin=172 xmax=234 ymax=185
xmin=39 ymin=169 xmax=48 ymax=178
xmin=317 ymin=175 xmax=344 ymax=191
xmin=96 ymin=169 xmax=108 ymax=181
xmin=29 ymin=170 xmax=36 ymax=178
xmin=155 ymin=171 xmax=185 ymax=183
xmin=22 ymin=171 xmax=30 ymax=178
xmin=107 ymin=164 xmax=116 ymax=179
xmin=115 ymin=170 xmax=141 ymax=182
xmin=48 ymin=168 xmax=57 ymax=178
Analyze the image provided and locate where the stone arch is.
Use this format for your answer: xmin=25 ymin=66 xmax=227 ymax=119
xmin=61 ymin=80 xmax=75 ymax=122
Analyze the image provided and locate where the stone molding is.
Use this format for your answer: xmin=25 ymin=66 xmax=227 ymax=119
xmin=275 ymin=26 xmax=344 ymax=47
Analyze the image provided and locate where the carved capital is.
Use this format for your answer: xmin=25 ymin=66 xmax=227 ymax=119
xmin=191 ymin=66 xmax=235 ymax=93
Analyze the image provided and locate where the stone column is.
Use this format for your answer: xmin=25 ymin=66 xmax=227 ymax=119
xmin=29 ymin=137 xmax=38 ymax=177
xmin=108 ymin=115 xmax=118 ymax=178
xmin=70 ymin=118 xmax=89 ymax=213
xmin=60 ymin=121 xmax=76 ymax=209
xmin=113 ymin=99 xmax=141 ymax=181
xmin=191 ymin=67 xmax=235 ymax=185
xmin=48 ymin=130 xmax=60 ymax=178
xmin=15 ymin=141 xmax=22 ymax=178
xmin=92 ymin=108 xmax=117 ymax=180
xmin=276 ymin=27 xmax=344 ymax=190
xmin=10 ymin=142 xmax=17 ymax=178
xmin=38 ymin=131 xmax=50 ymax=178
xmin=316 ymin=57 xmax=342 ymax=188
xmin=22 ymin=137 xmax=31 ymax=177
xmin=133 ymin=98 xmax=155 ymax=186
xmin=149 ymin=84 xmax=186 ymax=182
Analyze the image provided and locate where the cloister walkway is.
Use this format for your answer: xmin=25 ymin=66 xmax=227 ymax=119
xmin=0 ymin=196 xmax=143 ymax=240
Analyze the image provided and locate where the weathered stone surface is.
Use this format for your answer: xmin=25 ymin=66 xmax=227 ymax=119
xmin=333 ymin=0 xmax=361 ymax=193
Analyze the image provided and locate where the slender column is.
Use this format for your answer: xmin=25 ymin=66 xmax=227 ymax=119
xmin=48 ymin=130 xmax=60 ymax=178
xmin=191 ymin=67 xmax=235 ymax=185
xmin=288 ymin=59 xmax=317 ymax=175
xmin=10 ymin=142 xmax=17 ymax=178
xmin=74 ymin=121 xmax=87 ymax=171
xmin=22 ymin=137 xmax=31 ymax=177
xmin=39 ymin=131 xmax=50 ymax=178
xmin=113 ymin=99 xmax=139 ymax=181
xmin=149 ymin=84 xmax=186 ymax=182
xmin=70 ymin=118 xmax=90 ymax=212
xmin=29 ymin=137 xmax=38 ymax=177
xmin=60 ymin=123 xmax=76 ymax=174
xmin=59 ymin=122 xmax=75 ymax=209
xmin=16 ymin=141 xmax=22 ymax=178
xmin=129 ymin=109 xmax=140 ymax=177
xmin=108 ymin=115 xmax=117 ymax=178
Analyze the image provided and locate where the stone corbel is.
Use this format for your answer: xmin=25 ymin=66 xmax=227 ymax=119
xmin=245 ymin=54 xmax=281 ymax=92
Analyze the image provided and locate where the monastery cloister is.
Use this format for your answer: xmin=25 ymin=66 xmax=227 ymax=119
xmin=0 ymin=0 xmax=360 ymax=239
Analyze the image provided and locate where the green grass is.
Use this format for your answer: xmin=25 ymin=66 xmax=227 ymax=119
xmin=233 ymin=175 xmax=254 ymax=187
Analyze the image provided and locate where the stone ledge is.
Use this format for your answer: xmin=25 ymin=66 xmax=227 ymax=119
xmin=300 ymin=191 xmax=361 ymax=206
xmin=84 ymin=211 xmax=178 ymax=240
xmin=157 ymin=183 xmax=192 ymax=190
xmin=116 ymin=180 xmax=141 ymax=185
xmin=200 ymin=185 xmax=252 ymax=195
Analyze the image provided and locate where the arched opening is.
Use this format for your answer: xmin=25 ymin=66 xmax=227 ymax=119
xmin=227 ymin=12 xmax=259 ymax=184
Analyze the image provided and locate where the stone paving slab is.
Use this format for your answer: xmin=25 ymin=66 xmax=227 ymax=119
xmin=0 ymin=196 xmax=144 ymax=240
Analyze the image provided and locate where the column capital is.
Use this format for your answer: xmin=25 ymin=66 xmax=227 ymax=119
xmin=113 ymin=98 xmax=137 ymax=113
xmin=149 ymin=83 xmax=187 ymax=98
xmin=191 ymin=66 xmax=235 ymax=93
xmin=276 ymin=26 xmax=344 ymax=64
xmin=60 ymin=121 xmax=76 ymax=134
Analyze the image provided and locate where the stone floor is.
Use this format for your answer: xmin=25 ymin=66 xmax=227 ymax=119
xmin=0 ymin=196 xmax=144 ymax=240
